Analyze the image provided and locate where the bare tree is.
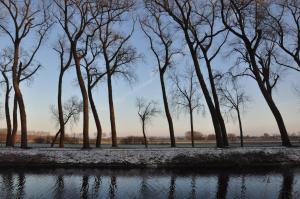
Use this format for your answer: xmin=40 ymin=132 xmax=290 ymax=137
xmin=94 ymin=0 xmax=138 ymax=147
xmin=0 ymin=0 xmax=52 ymax=148
xmin=136 ymin=97 xmax=160 ymax=148
xmin=50 ymin=96 xmax=83 ymax=147
xmin=83 ymin=43 xmax=106 ymax=148
xmin=221 ymin=0 xmax=292 ymax=147
xmin=53 ymin=39 xmax=72 ymax=148
xmin=10 ymin=46 xmax=44 ymax=147
xmin=54 ymin=0 xmax=102 ymax=148
xmin=140 ymin=9 xmax=179 ymax=147
xmin=0 ymin=49 xmax=13 ymax=146
xmin=171 ymin=67 xmax=204 ymax=147
xmin=146 ymin=0 xmax=229 ymax=147
xmin=217 ymin=77 xmax=250 ymax=147
xmin=266 ymin=0 xmax=300 ymax=71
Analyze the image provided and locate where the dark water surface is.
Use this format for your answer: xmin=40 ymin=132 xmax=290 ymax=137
xmin=0 ymin=168 xmax=299 ymax=199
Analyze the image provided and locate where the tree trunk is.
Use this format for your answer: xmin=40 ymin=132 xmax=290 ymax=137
xmin=87 ymin=84 xmax=102 ymax=148
xmin=187 ymin=47 xmax=224 ymax=147
xmin=142 ymin=121 xmax=148 ymax=148
xmin=11 ymin=95 xmax=18 ymax=147
xmin=12 ymin=43 xmax=27 ymax=148
xmin=193 ymin=62 xmax=223 ymax=148
xmin=73 ymin=55 xmax=90 ymax=149
xmin=265 ymin=95 xmax=291 ymax=147
xmin=165 ymin=7 xmax=225 ymax=147
xmin=247 ymin=49 xmax=291 ymax=147
xmin=107 ymin=73 xmax=117 ymax=147
xmin=51 ymin=129 xmax=61 ymax=147
xmin=237 ymin=108 xmax=244 ymax=147
xmin=204 ymin=58 xmax=229 ymax=146
xmin=57 ymin=71 xmax=65 ymax=148
xmin=189 ymin=106 xmax=195 ymax=148
xmin=159 ymin=73 xmax=176 ymax=147
xmin=2 ymin=72 xmax=12 ymax=147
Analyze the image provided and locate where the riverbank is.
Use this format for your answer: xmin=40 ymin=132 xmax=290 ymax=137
xmin=0 ymin=147 xmax=299 ymax=169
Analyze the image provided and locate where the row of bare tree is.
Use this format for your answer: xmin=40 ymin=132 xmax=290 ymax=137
xmin=0 ymin=0 xmax=299 ymax=149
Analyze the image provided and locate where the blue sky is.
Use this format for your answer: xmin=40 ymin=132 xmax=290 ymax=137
xmin=1 ymin=11 xmax=300 ymax=139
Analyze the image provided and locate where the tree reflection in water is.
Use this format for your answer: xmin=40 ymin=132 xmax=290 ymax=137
xmin=54 ymin=175 xmax=64 ymax=199
xmin=0 ymin=168 xmax=298 ymax=198
xmin=17 ymin=173 xmax=25 ymax=199
xmin=109 ymin=175 xmax=117 ymax=199
xmin=80 ymin=175 xmax=89 ymax=199
xmin=279 ymin=171 xmax=294 ymax=199
xmin=216 ymin=173 xmax=229 ymax=199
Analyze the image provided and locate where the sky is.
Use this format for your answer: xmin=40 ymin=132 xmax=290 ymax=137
xmin=0 ymin=5 xmax=300 ymax=139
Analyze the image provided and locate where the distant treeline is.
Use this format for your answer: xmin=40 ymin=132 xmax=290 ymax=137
xmin=0 ymin=129 xmax=299 ymax=145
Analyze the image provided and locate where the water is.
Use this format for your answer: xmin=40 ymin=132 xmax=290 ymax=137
xmin=0 ymin=168 xmax=299 ymax=199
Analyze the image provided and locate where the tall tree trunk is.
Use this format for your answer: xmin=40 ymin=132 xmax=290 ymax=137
xmin=11 ymin=95 xmax=18 ymax=146
xmin=142 ymin=121 xmax=148 ymax=148
xmin=264 ymin=94 xmax=291 ymax=147
xmin=189 ymin=106 xmax=195 ymax=148
xmin=87 ymin=84 xmax=102 ymax=148
xmin=193 ymin=61 xmax=223 ymax=148
xmin=2 ymin=72 xmax=12 ymax=147
xmin=237 ymin=109 xmax=244 ymax=147
xmin=248 ymin=50 xmax=291 ymax=147
xmin=57 ymin=71 xmax=65 ymax=148
xmin=51 ymin=129 xmax=61 ymax=147
xmin=12 ymin=44 xmax=27 ymax=148
xmin=183 ymin=34 xmax=224 ymax=147
xmin=164 ymin=6 xmax=225 ymax=147
xmin=107 ymin=73 xmax=117 ymax=147
xmin=73 ymin=55 xmax=90 ymax=148
xmin=159 ymin=73 xmax=176 ymax=147
xmin=204 ymin=57 xmax=228 ymax=146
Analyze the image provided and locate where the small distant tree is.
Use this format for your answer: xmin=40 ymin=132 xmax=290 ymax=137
xmin=217 ymin=78 xmax=250 ymax=147
xmin=264 ymin=133 xmax=270 ymax=138
xmin=207 ymin=134 xmax=216 ymax=141
xmin=185 ymin=131 xmax=204 ymax=141
xmin=227 ymin=133 xmax=237 ymax=142
xmin=136 ymin=97 xmax=160 ymax=148
xmin=50 ymin=96 xmax=83 ymax=147
xmin=171 ymin=67 xmax=204 ymax=147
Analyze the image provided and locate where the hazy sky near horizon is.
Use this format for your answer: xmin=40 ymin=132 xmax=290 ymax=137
xmin=0 ymin=5 xmax=300 ymax=138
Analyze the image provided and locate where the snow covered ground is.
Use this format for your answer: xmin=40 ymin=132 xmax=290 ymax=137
xmin=0 ymin=147 xmax=299 ymax=168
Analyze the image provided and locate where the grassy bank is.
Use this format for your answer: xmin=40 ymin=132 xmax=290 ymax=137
xmin=0 ymin=147 xmax=299 ymax=169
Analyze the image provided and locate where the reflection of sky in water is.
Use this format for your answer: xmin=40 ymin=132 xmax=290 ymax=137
xmin=0 ymin=169 xmax=299 ymax=199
